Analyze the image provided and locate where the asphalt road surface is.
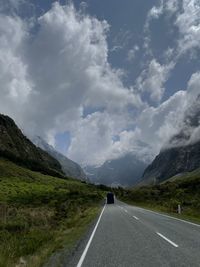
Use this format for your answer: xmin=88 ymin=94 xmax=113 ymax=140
xmin=71 ymin=200 xmax=200 ymax=267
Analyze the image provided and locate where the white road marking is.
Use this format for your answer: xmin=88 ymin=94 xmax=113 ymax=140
xmin=76 ymin=205 xmax=106 ymax=267
xmin=156 ymin=232 xmax=178 ymax=248
xmin=124 ymin=209 xmax=128 ymax=213
xmin=133 ymin=206 xmax=200 ymax=228
xmin=132 ymin=216 xmax=139 ymax=220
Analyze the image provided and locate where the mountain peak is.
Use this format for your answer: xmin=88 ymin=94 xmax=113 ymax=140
xmin=31 ymin=136 xmax=87 ymax=181
xmin=85 ymin=153 xmax=148 ymax=187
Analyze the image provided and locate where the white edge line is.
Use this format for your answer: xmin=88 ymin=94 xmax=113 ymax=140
xmin=128 ymin=205 xmax=200 ymax=228
xmin=133 ymin=216 xmax=139 ymax=220
xmin=156 ymin=232 xmax=178 ymax=248
xmin=76 ymin=205 xmax=106 ymax=267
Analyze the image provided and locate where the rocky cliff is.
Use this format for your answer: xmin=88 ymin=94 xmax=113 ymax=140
xmin=141 ymin=95 xmax=200 ymax=184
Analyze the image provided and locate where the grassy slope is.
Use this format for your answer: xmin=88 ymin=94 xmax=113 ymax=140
xmin=115 ymin=168 xmax=200 ymax=224
xmin=0 ymin=158 xmax=105 ymax=267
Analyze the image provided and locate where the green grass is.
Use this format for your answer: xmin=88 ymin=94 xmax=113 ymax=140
xmin=0 ymin=158 xmax=105 ymax=267
xmin=115 ymin=168 xmax=200 ymax=224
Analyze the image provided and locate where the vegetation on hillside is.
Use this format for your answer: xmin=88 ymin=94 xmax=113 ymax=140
xmin=0 ymin=158 xmax=106 ymax=267
xmin=115 ymin=169 xmax=200 ymax=223
xmin=0 ymin=114 xmax=64 ymax=178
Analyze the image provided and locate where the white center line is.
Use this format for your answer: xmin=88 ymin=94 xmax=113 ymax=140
xmin=132 ymin=216 xmax=139 ymax=220
xmin=76 ymin=205 xmax=106 ymax=267
xmin=124 ymin=209 xmax=128 ymax=213
xmin=156 ymin=232 xmax=179 ymax=248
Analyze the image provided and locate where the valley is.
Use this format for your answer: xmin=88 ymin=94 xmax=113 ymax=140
xmin=1 ymin=1 xmax=200 ymax=266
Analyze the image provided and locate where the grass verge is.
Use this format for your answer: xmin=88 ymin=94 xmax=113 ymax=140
xmin=119 ymin=200 xmax=200 ymax=225
xmin=114 ymin=168 xmax=200 ymax=225
xmin=0 ymin=158 xmax=105 ymax=267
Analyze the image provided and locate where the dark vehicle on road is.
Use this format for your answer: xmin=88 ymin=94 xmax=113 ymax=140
xmin=107 ymin=192 xmax=114 ymax=204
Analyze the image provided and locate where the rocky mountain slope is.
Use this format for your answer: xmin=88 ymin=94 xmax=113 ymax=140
xmin=85 ymin=153 xmax=147 ymax=187
xmin=141 ymin=95 xmax=200 ymax=185
xmin=31 ymin=136 xmax=87 ymax=180
xmin=141 ymin=141 xmax=200 ymax=184
xmin=0 ymin=114 xmax=64 ymax=177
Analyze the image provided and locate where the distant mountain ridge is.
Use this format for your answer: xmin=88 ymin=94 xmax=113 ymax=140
xmin=31 ymin=136 xmax=87 ymax=181
xmin=85 ymin=153 xmax=148 ymax=187
xmin=0 ymin=114 xmax=64 ymax=177
xmin=141 ymin=95 xmax=200 ymax=185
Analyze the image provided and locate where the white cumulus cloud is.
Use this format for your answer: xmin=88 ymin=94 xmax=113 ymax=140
xmin=136 ymin=59 xmax=174 ymax=102
xmin=0 ymin=2 xmax=143 ymax=165
xmin=0 ymin=1 xmax=199 ymax=167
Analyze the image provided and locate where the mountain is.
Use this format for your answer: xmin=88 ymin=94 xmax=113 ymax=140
xmin=0 ymin=114 xmax=64 ymax=177
xmin=31 ymin=136 xmax=87 ymax=181
xmin=141 ymin=141 xmax=200 ymax=184
xmin=141 ymin=95 xmax=200 ymax=185
xmin=85 ymin=153 xmax=148 ymax=187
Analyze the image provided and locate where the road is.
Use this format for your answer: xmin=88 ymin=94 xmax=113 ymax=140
xmin=71 ymin=200 xmax=200 ymax=267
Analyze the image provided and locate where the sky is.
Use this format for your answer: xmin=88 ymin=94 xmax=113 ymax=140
xmin=0 ymin=0 xmax=200 ymax=166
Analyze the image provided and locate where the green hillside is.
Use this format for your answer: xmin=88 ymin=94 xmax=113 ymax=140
xmin=115 ymin=168 xmax=200 ymax=223
xmin=0 ymin=114 xmax=64 ymax=178
xmin=0 ymin=158 xmax=105 ymax=267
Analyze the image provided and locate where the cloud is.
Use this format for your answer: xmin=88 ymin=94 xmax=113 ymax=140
xmin=144 ymin=0 xmax=180 ymax=34
xmin=137 ymin=71 xmax=200 ymax=155
xmin=0 ymin=0 xmax=25 ymax=13
xmin=141 ymin=0 xmax=200 ymax=105
xmin=106 ymin=129 xmax=155 ymax=164
xmin=110 ymin=45 xmax=123 ymax=53
xmin=0 ymin=14 xmax=33 ymax=127
xmin=145 ymin=0 xmax=200 ymax=59
xmin=67 ymin=105 xmax=144 ymax=166
xmin=175 ymin=0 xmax=200 ymax=57
xmin=142 ymin=72 xmax=200 ymax=152
xmin=68 ymin=112 xmax=114 ymax=166
xmin=111 ymin=29 xmax=133 ymax=53
xmin=163 ymin=72 xmax=200 ymax=148
xmin=147 ymin=2 xmax=164 ymax=21
xmin=0 ymin=2 xmax=144 ymax=165
xmin=187 ymin=71 xmax=200 ymax=100
xmin=68 ymin=83 xmax=195 ymax=166
xmin=146 ymin=0 xmax=179 ymax=25
xmin=127 ymin=45 xmax=139 ymax=61
xmin=25 ymin=3 xmax=142 ymax=138
xmin=0 ymin=1 xmax=199 ymax=167
xmin=136 ymin=90 xmax=187 ymax=153
xmin=136 ymin=59 xmax=174 ymax=102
